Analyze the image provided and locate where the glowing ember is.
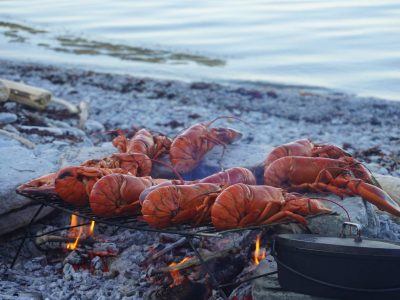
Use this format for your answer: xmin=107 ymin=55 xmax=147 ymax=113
xmin=65 ymin=214 xmax=96 ymax=250
xmin=253 ymin=234 xmax=266 ymax=265
xmin=169 ymin=257 xmax=191 ymax=286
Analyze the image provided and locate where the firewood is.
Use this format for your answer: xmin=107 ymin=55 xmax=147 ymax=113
xmin=155 ymin=245 xmax=241 ymax=273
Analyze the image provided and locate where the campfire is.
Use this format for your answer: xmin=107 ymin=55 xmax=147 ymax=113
xmin=10 ymin=119 xmax=400 ymax=300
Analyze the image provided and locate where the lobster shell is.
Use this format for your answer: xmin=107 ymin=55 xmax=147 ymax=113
xmin=90 ymin=174 xmax=158 ymax=217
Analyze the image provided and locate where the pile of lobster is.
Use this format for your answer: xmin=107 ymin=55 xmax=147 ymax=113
xmin=17 ymin=117 xmax=400 ymax=230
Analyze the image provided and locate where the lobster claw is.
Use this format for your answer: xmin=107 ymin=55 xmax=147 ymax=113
xmin=348 ymin=180 xmax=400 ymax=217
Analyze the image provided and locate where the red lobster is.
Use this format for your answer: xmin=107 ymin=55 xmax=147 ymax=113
xmin=81 ymin=152 xmax=152 ymax=176
xmin=89 ymin=174 xmax=167 ymax=217
xmin=169 ymin=117 xmax=243 ymax=173
xmin=141 ymin=183 xmax=222 ymax=228
xmin=264 ymin=156 xmax=400 ymax=217
xmin=263 ymin=139 xmax=351 ymax=169
xmin=112 ymin=128 xmax=172 ymax=159
xmin=55 ymin=166 xmax=129 ymax=206
xmin=211 ymin=183 xmax=331 ymax=230
xmin=138 ymin=167 xmax=256 ymax=204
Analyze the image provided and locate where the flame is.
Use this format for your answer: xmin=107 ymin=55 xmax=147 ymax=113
xmin=253 ymin=234 xmax=266 ymax=265
xmin=169 ymin=257 xmax=191 ymax=286
xmin=66 ymin=214 xmax=96 ymax=250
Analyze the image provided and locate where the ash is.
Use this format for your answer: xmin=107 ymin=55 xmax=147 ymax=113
xmin=0 ymin=59 xmax=400 ymax=299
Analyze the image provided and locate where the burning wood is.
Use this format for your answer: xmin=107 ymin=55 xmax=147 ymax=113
xmin=253 ymin=234 xmax=266 ymax=265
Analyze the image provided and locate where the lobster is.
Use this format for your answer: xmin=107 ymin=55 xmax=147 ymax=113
xmin=138 ymin=167 xmax=256 ymax=204
xmin=211 ymin=183 xmax=331 ymax=230
xmin=55 ymin=166 xmax=129 ymax=206
xmin=81 ymin=152 xmax=152 ymax=176
xmin=89 ymin=174 xmax=167 ymax=217
xmin=263 ymin=139 xmax=351 ymax=169
xmin=16 ymin=173 xmax=57 ymax=194
xmin=169 ymin=117 xmax=243 ymax=173
xmin=263 ymin=156 xmax=400 ymax=218
xmin=141 ymin=183 xmax=222 ymax=228
xmin=112 ymin=128 xmax=172 ymax=159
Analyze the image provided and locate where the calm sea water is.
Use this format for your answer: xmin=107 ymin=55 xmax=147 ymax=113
xmin=0 ymin=0 xmax=399 ymax=100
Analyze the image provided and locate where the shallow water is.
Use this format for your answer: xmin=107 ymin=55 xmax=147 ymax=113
xmin=0 ymin=0 xmax=399 ymax=100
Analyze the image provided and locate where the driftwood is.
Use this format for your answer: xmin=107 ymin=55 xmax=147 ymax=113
xmin=0 ymin=79 xmax=51 ymax=110
xmin=155 ymin=245 xmax=242 ymax=273
xmin=0 ymin=80 xmax=10 ymax=102
xmin=0 ymin=129 xmax=35 ymax=149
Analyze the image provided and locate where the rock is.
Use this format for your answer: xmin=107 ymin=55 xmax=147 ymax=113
xmin=84 ymin=119 xmax=105 ymax=133
xmin=374 ymin=174 xmax=400 ymax=206
xmin=0 ymin=112 xmax=17 ymax=124
xmin=0 ymin=80 xmax=10 ymax=102
xmin=59 ymin=143 xmax=116 ymax=167
xmin=0 ymin=145 xmax=56 ymax=235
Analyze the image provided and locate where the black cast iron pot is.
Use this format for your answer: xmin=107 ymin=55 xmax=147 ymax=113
xmin=273 ymin=222 xmax=400 ymax=300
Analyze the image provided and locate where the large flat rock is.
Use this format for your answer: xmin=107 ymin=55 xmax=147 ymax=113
xmin=0 ymin=144 xmax=57 ymax=235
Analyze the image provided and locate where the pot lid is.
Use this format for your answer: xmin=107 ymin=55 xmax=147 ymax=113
xmin=276 ymin=234 xmax=400 ymax=257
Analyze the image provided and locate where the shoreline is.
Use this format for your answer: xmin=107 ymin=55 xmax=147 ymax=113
xmin=1 ymin=58 xmax=399 ymax=177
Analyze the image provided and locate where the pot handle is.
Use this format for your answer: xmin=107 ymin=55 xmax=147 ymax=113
xmin=340 ymin=222 xmax=362 ymax=243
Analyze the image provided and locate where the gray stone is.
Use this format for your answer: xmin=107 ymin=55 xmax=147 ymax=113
xmin=85 ymin=119 xmax=105 ymax=133
xmin=0 ymin=112 xmax=17 ymax=124
xmin=374 ymin=174 xmax=400 ymax=206
xmin=0 ymin=145 xmax=57 ymax=235
xmin=59 ymin=143 xmax=116 ymax=167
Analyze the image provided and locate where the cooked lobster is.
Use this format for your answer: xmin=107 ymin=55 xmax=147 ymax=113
xmin=263 ymin=139 xmax=352 ymax=169
xmin=112 ymin=128 xmax=172 ymax=159
xmin=264 ymin=156 xmax=400 ymax=217
xmin=211 ymin=183 xmax=331 ymax=230
xmin=16 ymin=172 xmax=57 ymax=194
xmin=90 ymin=174 xmax=167 ymax=217
xmin=55 ymin=166 xmax=129 ymax=206
xmin=141 ymin=183 xmax=222 ymax=228
xmin=81 ymin=152 xmax=152 ymax=176
xmin=169 ymin=117 xmax=243 ymax=173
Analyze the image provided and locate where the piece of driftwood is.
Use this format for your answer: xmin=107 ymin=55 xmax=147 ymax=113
xmin=0 ymin=129 xmax=35 ymax=149
xmin=0 ymin=79 xmax=51 ymax=110
xmin=0 ymin=80 xmax=10 ymax=102
xmin=156 ymin=245 xmax=242 ymax=273
xmin=78 ymin=101 xmax=89 ymax=129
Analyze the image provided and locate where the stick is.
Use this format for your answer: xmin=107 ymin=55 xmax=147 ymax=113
xmin=0 ymin=129 xmax=35 ymax=149
xmin=0 ymin=79 xmax=51 ymax=110
xmin=51 ymin=97 xmax=79 ymax=114
xmin=155 ymin=245 xmax=241 ymax=273
xmin=150 ymin=237 xmax=188 ymax=261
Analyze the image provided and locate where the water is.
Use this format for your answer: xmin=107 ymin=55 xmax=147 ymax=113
xmin=0 ymin=0 xmax=399 ymax=100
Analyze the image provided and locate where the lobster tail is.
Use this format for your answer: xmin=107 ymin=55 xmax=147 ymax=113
xmin=90 ymin=174 xmax=154 ymax=217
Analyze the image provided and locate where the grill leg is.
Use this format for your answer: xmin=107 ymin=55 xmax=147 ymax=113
xmin=10 ymin=204 xmax=45 ymax=269
xmin=188 ymin=238 xmax=228 ymax=300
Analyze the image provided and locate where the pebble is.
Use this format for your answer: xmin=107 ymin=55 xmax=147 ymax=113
xmin=0 ymin=112 xmax=17 ymax=124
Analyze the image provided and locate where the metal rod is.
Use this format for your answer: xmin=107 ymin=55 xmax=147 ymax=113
xmin=10 ymin=204 xmax=44 ymax=268
xmin=188 ymin=238 xmax=228 ymax=300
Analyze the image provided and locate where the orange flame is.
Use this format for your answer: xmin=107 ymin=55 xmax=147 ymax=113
xmin=253 ymin=234 xmax=266 ymax=265
xmin=66 ymin=214 xmax=96 ymax=250
xmin=169 ymin=257 xmax=191 ymax=286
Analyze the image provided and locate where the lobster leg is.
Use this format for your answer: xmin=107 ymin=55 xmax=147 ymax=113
xmin=262 ymin=211 xmax=307 ymax=225
xmin=256 ymin=202 xmax=280 ymax=223
xmin=338 ymin=177 xmax=400 ymax=217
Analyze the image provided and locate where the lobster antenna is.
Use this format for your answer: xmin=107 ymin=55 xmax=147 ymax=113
xmin=206 ymin=115 xmax=253 ymax=128
xmin=310 ymin=197 xmax=351 ymax=222
xmin=150 ymin=158 xmax=184 ymax=184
